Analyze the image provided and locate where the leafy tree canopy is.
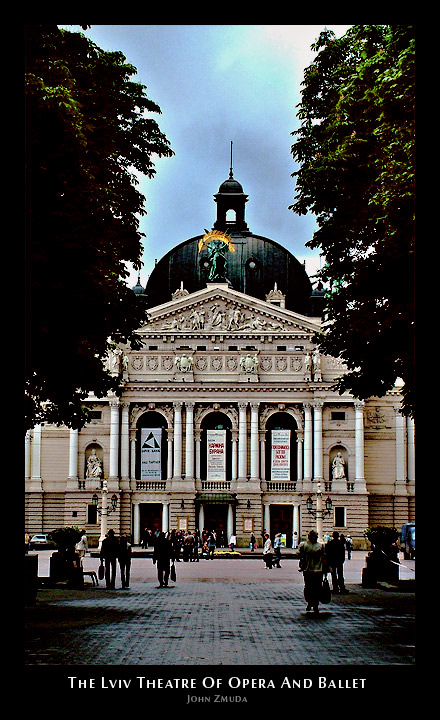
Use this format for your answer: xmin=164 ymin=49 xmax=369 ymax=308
xmin=25 ymin=25 xmax=174 ymax=432
xmin=290 ymin=25 xmax=415 ymax=417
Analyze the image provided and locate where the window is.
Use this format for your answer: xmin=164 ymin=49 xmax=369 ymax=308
xmin=334 ymin=507 xmax=346 ymax=528
xmin=277 ymin=346 xmax=287 ymax=351
xmin=197 ymin=346 xmax=206 ymax=351
xmin=89 ymin=411 xmax=102 ymax=421
xmin=331 ymin=411 xmax=346 ymax=421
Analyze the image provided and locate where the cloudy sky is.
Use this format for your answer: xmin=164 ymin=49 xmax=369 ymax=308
xmin=68 ymin=25 xmax=352 ymax=289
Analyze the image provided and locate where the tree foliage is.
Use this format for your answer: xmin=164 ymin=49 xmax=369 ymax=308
xmin=290 ymin=25 xmax=415 ymax=417
xmin=25 ymin=25 xmax=174 ymax=432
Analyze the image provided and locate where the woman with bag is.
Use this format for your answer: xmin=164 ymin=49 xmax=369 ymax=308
xmin=298 ymin=529 xmax=327 ymax=614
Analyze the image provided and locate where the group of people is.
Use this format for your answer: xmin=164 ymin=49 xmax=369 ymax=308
xmin=99 ymin=529 xmax=132 ymax=589
xmin=298 ymin=530 xmax=349 ymax=615
xmin=262 ymin=532 xmax=284 ymax=569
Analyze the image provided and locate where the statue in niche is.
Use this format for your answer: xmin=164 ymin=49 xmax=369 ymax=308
xmin=86 ymin=448 xmax=103 ymax=479
xmin=304 ymin=352 xmax=312 ymax=378
xmin=331 ymin=451 xmax=346 ymax=480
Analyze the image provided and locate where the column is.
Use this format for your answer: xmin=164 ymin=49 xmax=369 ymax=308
xmin=259 ymin=432 xmax=266 ymax=481
xmin=173 ymin=402 xmax=183 ymax=478
xmin=250 ymin=403 xmax=259 ymax=480
xmin=303 ymin=403 xmax=313 ymax=487
xmin=227 ymin=504 xmax=234 ymax=539
xmin=238 ymin=403 xmax=247 ymax=479
xmin=30 ymin=424 xmax=42 ymax=491
xmin=312 ymin=401 xmax=323 ymax=482
xmin=109 ymin=398 xmax=120 ymax=480
xmin=293 ymin=504 xmax=300 ymax=548
xmin=263 ymin=503 xmax=270 ymax=535
xmin=162 ymin=503 xmax=169 ymax=532
xmin=167 ymin=429 xmax=173 ymax=480
xmin=296 ymin=431 xmax=303 ymax=485
xmin=395 ymin=407 xmax=407 ymax=495
xmin=231 ymin=433 xmax=238 ymax=481
xmin=25 ymin=431 xmax=31 ymax=480
xmin=130 ymin=434 xmax=136 ymax=483
xmin=354 ymin=401 xmax=367 ymax=492
xmin=407 ymin=416 xmax=415 ymax=488
xmin=133 ymin=502 xmax=140 ymax=545
xmin=120 ymin=403 xmax=130 ymax=484
xmin=68 ymin=428 xmax=78 ymax=479
xmin=185 ymin=402 xmax=195 ymax=480
xmin=195 ymin=430 xmax=201 ymax=482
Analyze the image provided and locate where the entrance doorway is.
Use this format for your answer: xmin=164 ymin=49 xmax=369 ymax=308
xmin=139 ymin=503 xmax=162 ymax=538
xmin=202 ymin=504 xmax=229 ymax=546
xmin=270 ymin=505 xmax=293 ymax=547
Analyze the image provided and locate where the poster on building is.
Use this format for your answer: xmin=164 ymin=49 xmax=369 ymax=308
xmin=271 ymin=429 xmax=291 ymax=480
xmin=141 ymin=428 xmax=162 ymax=479
xmin=207 ymin=429 xmax=226 ymax=481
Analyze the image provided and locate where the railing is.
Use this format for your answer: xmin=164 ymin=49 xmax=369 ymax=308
xmin=201 ymin=481 xmax=231 ymax=491
xmin=136 ymin=480 xmax=167 ymax=491
xmin=266 ymin=481 xmax=297 ymax=492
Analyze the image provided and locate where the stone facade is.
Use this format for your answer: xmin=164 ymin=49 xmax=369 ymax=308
xmin=24 ymin=282 xmax=415 ymax=548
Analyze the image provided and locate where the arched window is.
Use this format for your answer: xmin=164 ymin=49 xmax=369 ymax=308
xmin=200 ymin=411 xmax=232 ymax=481
xmin=136 ymin=411 xmax=168 ymax=480
xmin=265 ymin=412 xmax=298 ymax=482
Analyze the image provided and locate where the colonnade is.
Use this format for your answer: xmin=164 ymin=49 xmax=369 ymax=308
xmin=24 ymin=400 xmax=416 ymax=492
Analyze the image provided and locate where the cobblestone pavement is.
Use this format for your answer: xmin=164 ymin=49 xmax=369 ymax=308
xmin=25 ymin=553 xmax=415 ymax=668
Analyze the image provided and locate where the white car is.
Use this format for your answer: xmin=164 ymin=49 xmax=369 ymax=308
xmin=29 ymin=534 xmax=52 ymax=550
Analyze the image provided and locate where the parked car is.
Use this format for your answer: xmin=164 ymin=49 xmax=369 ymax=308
xmin=400 ymin=523 xmax=415 ymax=560
xmin=29 ymin=534 xmax=54 ymax=550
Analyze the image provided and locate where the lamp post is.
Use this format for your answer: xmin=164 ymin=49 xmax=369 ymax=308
xmin=92 ymin=480 xmax=118 ymax=548
xmin=305 ymin=482 xmax=332 ymax=542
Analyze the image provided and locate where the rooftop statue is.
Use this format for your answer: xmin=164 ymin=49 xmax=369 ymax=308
xmin=198 ymin=230 xmax=235 ymax=282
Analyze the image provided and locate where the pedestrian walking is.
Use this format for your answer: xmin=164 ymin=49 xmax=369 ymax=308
xmin=118 ymin=533 xmax=132 ymax=589
xmin=153 ymin=531 xmax=172 ymax=587
xmin=229 ymin=533 xmax=236 ymax=551
xmin=193 ymin=529 xmax=201 ymax=561
xmin=344 ymin=533 xmax=353 ymax=559
xmin=325 ymin=531 xmax=348 ymax=593
xmin=262 ymin=533 xmax=273 ymax=569
xmin=250 ymin=532 xmax=256 ymax=552
xmin=99 ymin=529 xmax=119 ymax=589
xmin=298 ymin=529 xmax=327 ymax=614
xmin=273 ymin=533 xmax=282 ymax=567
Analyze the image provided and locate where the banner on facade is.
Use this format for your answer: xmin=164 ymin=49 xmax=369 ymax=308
xmin=141 ymin=428 xmax=162 ymax=479
xmin=271 ymin=429 xmax=291 ymax=480
xmin=207 ymin=429 xmax=226 ymax=481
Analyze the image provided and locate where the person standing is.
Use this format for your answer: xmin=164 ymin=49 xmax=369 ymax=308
xmin=99 ymin=529 xmax=119 ymax=589
xmin=75 ymin=529 xmax=88 ymax=559
xmin=273 ymin=533 xmax=282 ymax=568
xmin=118 ymin=533 xmax=132 ymax=589
xmin=153 ymin=531 xmax=172 ymax=588
xmin=262 ymin=533 xmax=273 ymax=569
xmin=208 ymin=532 xmax=216 ymax=559
xmin=325 ymin=531 xmax=348 ymax=594
xmin=298 ymin=529 xmax=327 ymax=614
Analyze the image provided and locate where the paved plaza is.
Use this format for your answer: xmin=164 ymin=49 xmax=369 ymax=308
xmin=25 ymin=551 xmax=415 ymax=675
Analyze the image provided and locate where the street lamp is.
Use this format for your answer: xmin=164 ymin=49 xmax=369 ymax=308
xmin=92 ymin=479 xmax=118 ymax=547
xmin=305 ymin=482 xmax=332 ymax=542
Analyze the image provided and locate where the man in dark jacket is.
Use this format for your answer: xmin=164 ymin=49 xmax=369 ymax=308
xmin=325 ymin=531 xmax=348 ymax=594
xmin=99 ymin=529 xmax=119 ymax=589
xmin=153 ymin=532 xmax=172 ymax=587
